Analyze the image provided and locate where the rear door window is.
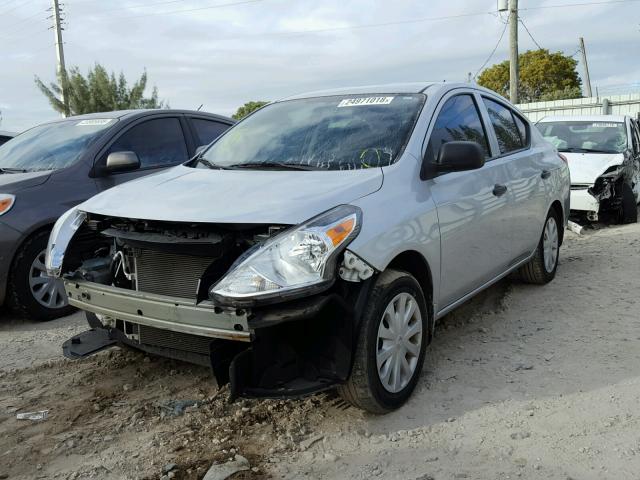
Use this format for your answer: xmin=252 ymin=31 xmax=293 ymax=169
xmin=107 ymin=117 xmax=188 ymax=168
xmin=482 ymin=98 xmax=524 ymax=154
xmin=426 ymin=94 xmax=490 ymax=163
xmin=513 ymin=113 xmax=529 ymax=147
xmin=191 ymin=118 xmax=230 ymax=146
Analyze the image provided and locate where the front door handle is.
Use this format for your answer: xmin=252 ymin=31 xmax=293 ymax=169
xmin=541 ymin=169 xmax=551 ymax=179
xmin=493 ymin=184 xmax=508 ymax=197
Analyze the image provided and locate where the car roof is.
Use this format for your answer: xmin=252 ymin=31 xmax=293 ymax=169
xmin=280 ymin=82 xmax=444 ymax=101
xmin=0 ymin=130 xmax=16 ymax=137
xmin=538 ymin=115 xmax=629 ymax=123
xmin=42 ymin=109 xmax=234 ymax=125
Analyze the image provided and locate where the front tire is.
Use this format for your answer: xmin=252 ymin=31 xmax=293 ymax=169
xmin=7 ymin=230 xmax=75 ymax=321
xmin=619 ymin=182 xmax=638 ymax=224
xmin=519 ymin=209 xmax=560 ymax=284
xmin=338 ymin=269 xmax=429 ymax=413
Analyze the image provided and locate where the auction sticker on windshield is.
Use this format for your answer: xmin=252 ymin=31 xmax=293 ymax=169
xmin=76 ymin=119 xmax=113 ymax=126
xmin=338 ymin=97 xmax=394 ymax=107
xmin=591 ymin=123 xmax=620 ymax=128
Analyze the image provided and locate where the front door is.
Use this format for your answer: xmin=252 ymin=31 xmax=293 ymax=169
xmin=425 ymin=93 xmax=512 ymax=309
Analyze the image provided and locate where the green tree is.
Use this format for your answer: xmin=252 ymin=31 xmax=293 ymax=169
xmin=232 ymin=101 xmax=268 ymax=120
xmin=477 ymin=49 xmax=582 ymax=103
xmin=35 ymin=63 xmax=165 ymax=116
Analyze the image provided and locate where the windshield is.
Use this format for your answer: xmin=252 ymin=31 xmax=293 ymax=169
xmin=536 ymin=120 xmax=628 ymax=154
xmin=195 ymin=94 xmax=425 ymax=171
xmin=0 ymin=118 xmax=116 ymax=172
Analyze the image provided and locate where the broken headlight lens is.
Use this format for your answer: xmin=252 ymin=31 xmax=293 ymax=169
xmin=45 ymin=207 xmax=87 ymax=277
xmin=210 ymin=205 xmax=362 ymax=305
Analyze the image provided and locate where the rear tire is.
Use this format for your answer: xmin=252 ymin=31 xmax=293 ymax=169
xmin=338 ymin=269 xmax=429 ymax=413
xmin=619 ymin=183 xmax=638 ymax=224
xmin=519 ymin=209 xmax=560 ymax=285
xmin=7 ymin=230 xmax=75 ymax=321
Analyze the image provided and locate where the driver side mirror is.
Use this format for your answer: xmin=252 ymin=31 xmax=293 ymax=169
xmin=435 ymin=141 xmax=485 ymax=172
xmin=104 ymin=151 xmax=140 ymax=174
xmin=422 ymin=141 xmax=485 ymax=180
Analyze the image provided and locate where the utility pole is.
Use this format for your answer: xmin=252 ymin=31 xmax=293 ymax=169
xmin=579 ymin=37 xmax=593 ymax=98
xmin=51 ymin=0 xmax=69 ymax=117
xmin=508 ymin=0 xmax=519 ymax=104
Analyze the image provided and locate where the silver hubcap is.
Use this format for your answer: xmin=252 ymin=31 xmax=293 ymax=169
xmin=543 ymin=216 xmax=559 ymax=273
xmin=29 ymin=249 xmax=68 ymax=309
xmin=376 ymin=292 xmax=423 ymax=393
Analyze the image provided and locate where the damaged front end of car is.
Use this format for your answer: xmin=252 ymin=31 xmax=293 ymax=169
xmin=585 ymin=165 xmax=627 ymax=222
xmin=47 ymin=205 xmax=377 ymax=399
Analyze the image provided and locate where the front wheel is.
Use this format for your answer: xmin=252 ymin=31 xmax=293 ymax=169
xmin=619 ymin=182 xmax=638 ymax=224
xmin=7 ymin=230 xmax=75 ymax=321
xmin=518 ymin=210 xmax=560 ymax=284
xmin=338 ymin=269 xmax=429 ymax=413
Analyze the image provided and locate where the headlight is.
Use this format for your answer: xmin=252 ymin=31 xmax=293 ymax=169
xmin=45 ymin=207 xmax=87 ymax=277
xmin=0 ymin=194 xmax=15 ymax=216
xmin=210 ymin=205 xmax=362 ymax=306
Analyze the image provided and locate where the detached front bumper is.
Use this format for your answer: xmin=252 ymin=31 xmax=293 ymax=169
xmin=63 ymin=278 xmax=368 ymax=399
xmin=64 ymin=279 xmax=251 ymax=342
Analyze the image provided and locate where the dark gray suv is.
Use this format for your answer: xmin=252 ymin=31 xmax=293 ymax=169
xmin=0 ymin=109 xmax=233 ymax=320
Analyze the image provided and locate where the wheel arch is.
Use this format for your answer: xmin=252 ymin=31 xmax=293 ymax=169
xmin=384 ymin=250 xmax=435 ymax=338
xmin=549 ymin=200 xmax=565 ymax=246
xmin=10 ymin=223 xmax=55 ymax=267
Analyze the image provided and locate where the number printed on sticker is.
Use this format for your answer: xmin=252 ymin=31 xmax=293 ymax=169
xmin=76 ymin=119 xmax=113 ymax=126
xmin=591 ymin=123 xmax=620 ymax=128
xmin=338 ymin=97 xmax=394 ymax=107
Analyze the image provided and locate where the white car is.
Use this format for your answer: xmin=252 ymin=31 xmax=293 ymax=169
xmin=536 ymin=115 xmax=640 ymax=223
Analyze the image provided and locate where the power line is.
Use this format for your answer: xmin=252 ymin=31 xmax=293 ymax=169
xmin=519 ymin=17 xmax=543 ymax=50
xmin=0 ymin=0 xmax=22 ymax=9
xmin=520 ymin=0 xmax=640 ymax=11
xmin=75 ymin=0 xmax=187 ymax=15
xmin=0 ymin=0 xmax=35 ymax=17
xmin=96 ymin=0 xmax=269 ymax=20
xmin=88 ymin=0 xmax=640 ymax=32
xmin=474 ymin=20 xmax=509 ymax=79
xmin=0 ymin=9 xmax=47 ymax=37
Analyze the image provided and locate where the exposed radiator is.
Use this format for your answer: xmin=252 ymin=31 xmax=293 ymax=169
xmin=134 ymin=249 xmax=215 ymax=299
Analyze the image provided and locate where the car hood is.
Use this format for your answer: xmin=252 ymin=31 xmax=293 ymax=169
xmin=564 ymin=152 xmax=624 ymax=184
xmin=80 ymin=165 xmax=384 ymax=224
xmin=0 ymin=170 xmax=51 ymax=193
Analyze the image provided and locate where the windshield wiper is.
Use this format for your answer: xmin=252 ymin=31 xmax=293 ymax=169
xmin=559 ymin=147 xmax=617 ymax=154
xmin=228 ymin=162 xmax=322 ymax=171
xmin=195 ymin=158 xmax=232 ymax=170
xmin=0 ymin=167 xmax=29 ymax=174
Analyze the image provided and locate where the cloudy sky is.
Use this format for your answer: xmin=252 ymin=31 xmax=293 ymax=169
xmin=1 ymin=0 xmax=639 ymax=131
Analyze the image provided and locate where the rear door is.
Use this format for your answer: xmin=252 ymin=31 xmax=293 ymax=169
xmin=426 ymin=91 xmax=512 ymax=308
xmin=94 ymin=115 xmax=190 ymax=191
xmin=480 ymin=96 xmax=548 ymax=262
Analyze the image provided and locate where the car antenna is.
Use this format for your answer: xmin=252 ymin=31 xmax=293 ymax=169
xmin=196 ymin=104 xmax=203 ymax=111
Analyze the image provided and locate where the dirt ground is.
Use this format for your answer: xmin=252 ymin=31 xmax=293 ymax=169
xmin=1 ymin=222 xmax=639 ymax=480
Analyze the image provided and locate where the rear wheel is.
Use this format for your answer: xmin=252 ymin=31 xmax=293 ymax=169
xmin=619 ymin=182 xmax=638 ymax=224
xmin=7 ymin=230 xmax=75 ymax=321
xmin=519 ymin=209 xmax=560 ymax=284
xmin=338 ymin=269 xmax=429 ymax=413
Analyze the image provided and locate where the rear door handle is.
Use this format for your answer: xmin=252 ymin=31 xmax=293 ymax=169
xmin=541 ymin=169 xmax=551 ymax=179
xmin=492 ymin=184 xmax=508 ymax=197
